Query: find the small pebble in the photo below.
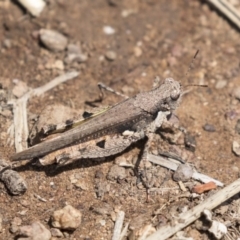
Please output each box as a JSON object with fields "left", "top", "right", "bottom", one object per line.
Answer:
{"left": 95, "top": 181, "right": 110, "bottom": 198}
{"left": 233, "top": 86, "right": 240, "bottom": 100}
{"left": 173, "top": 164, "right": 193, "bottom": 182}
{"left": 167, "top": 56, "right": 177, "bottom": 67}
{"left": 0, "top": 158, "right": 27, "bottom": 195}
{"left": 0, "top": 109, "right": 12, "bottom": 118}
{"left": 0, "top": 214, "right": 2, "bottom": 232}
{"left": 95, "top": 170, "right": 104, "bottom": 179}
{"left": 18, "top": 0, "right": 46, "bottom": 17}
{"left": 3, "top": 39, "right": 12, "bottom": 49}
{"left": 133, "top": 46, "right": 142, "bottom": 57}
{"left": 39, "top": 29, "right": 68, "bottom": 52}
{"left": 10, "top": 217, "right": 22, "bottom": 233}
{"left": 91, "top": 203, "right": 112, "bottom": 216}
{"left": 50, "top": 228, "right": 64, "bottom": 238}
{"left": 74, "top": 180, "right": 89, "bottom": 190}
{"left": 107, "top": 0, "right": 118, "bottom": 6}
{"left": 53, "top": 60, "right": 64, "bottom": 70}
{"left": 235, "top": 119, "right": 240, "bottom": 134}
{"left": 232, "top": 141, "right": 240, "bottom": 156}
{"left": 215, "top": 80, "right": 227, "bottom": 89}
{"left": 67, "top": 43, "right": 81, "bottom": 54}
{"left": 107, "top": 164, "right": 126, "bottom": 181}
{"left": 184, "top": 133, "right": 196, "bottom": 152}
{"left": 51, "top": 205, "right": 82, "bottom": 230}
{"left": 171, "top": 44, "right": 183, "bottom": 57}
{"left": 105, "top": 50, "right": 117, "bottom": 61}
{"left": 232, "top": 166, "right": 239, "bottom": 173}
{"left": 203, "top": 123, "right": 216, "bottom": 132}
{"left": 99, "top": 219, "right": 106, "bottom": 226}
{"left": 18, "top": 222, "right": 51, "bottom": 240}
{"left": 65, "top": 53, "right": 88, "bottom": 64}
{"left": 103, "top": 26, "right": 115, "bottom": 35}
{"left": 12, "top": 79, "right": 29, "bottom": 98}
{"left": 224, "top": 110, "right": 238, "bottom": 120}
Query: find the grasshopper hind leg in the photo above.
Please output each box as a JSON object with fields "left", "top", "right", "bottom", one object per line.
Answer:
{"left": 38, "top": 131, "right": 145, "bottom": 166}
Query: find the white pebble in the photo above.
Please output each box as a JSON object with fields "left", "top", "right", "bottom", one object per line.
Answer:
{"left": 103, "top": 26, "right": 115, "bottom": 35}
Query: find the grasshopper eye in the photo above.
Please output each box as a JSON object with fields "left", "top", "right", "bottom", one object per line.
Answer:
{"left": 170, "top": 90, "right": 180, "bottom": 100}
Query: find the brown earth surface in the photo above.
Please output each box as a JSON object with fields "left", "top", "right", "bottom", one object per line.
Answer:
{"left": 0, "top": 0, "right": 240, "bottom": 239}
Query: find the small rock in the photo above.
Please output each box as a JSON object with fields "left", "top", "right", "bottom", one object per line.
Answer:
{"left": 232, "top": 86, "right": 240, "bottom": 100}
{"left": 0, "top": 157, "right": 27, "bottom": 195}
{"left": 10, "top": 217, "right": 22, "bottom": 233}
{"left": 105, "top": 50, "right": 117, "bottom": 61}
{"left": 224, "top": 110, "right": 238, "bottom": 120}
{"left": 67, "top": 44, "right": 81, "bottom": 54}
{"left": 203, "top": 123, "right": 216, "bottom": 132}
{"left": 51, "top": 205, "right": 82, "bottom": 230}
{"left": 65, "top": 44, "right": 88, "bottom": 64}
{"left": 3, "top": 39, "right": 12, "bottom": 49}
{"left": 1, "top": 171, "right": 27, "bottom": 195}
{"left": 121, "top": 9, "right": 137, "bottom": 18}
{"left": 53, "top": 60, "right": 64, "bottom": 70}
{"left": 184, "top": 133, "right": 196, "bottom": 152}
{"left": 235, "top": 119, "right": 240, "bottom": 134}
{"left": 134, "top": 224, "right": 156, "bottom": 239}
{"left": 12, "top": 79, "right": 29, "bottom": 98}
{"left": 199, "top": 15, "right": 208, "bottom": 27}
{"left": 114, "top": 155, "right": 134, "bottom": 168}
{"left": 65, "top": 53, "right": 88, "bottom": 64}
{"left": 232, "top": 166, "right": 239, "bottom": 172}
{"left": 18, "top": 0, "right": 46, "bottom": 17}
{"left": 0, "top": 109, "right": 12, "bottom": 118}
{"left": 95, "top": 170, "right": 104, "bottom": 179}
{"left": 39, "top": 29, "right": 68, "bottom": 52}
{"left": 74, "top": 181, "right": 89, "bottom": 190}
{"left": 107, "top": 164, "right": 126, "bottom": 181}
{"left": 167, "top": 56, "right": 177, "bottom": 67}
{"left": 18, "top": 222, "right": 51, "bottom": 240}
{"left": 99, "top": 219, "right": 106, "bottom": 226}
{"left": 95, "top": 180, "right": 110, "bottom": 198}
{"left": 215, "top": 80, "right": 227, "bottom": 89}
{"left": 173, "top": 164, "right": 193, "bottom": 182}
{"left": 107, "top": 0, "right": 118, "bottom": 6}
{"left": 91, "top": 203, "right": 113, "bottom": 216}
{"left": 133, "top": 46, "right": 142, "bottom": 57}
{"left": 232, "top": 141, "right": 240, "bottom": 156}
{"left": 103, "top": 26, "right": 115, "bottom": 35}
{"left": 171, "top": 44, "right": 183, "bottom": 57}
{"left": 19, "top": 199, "right": 30, "bottom": 207}
{"left": 0, "top": 214, "right": 2, "bottom": 232}
{"left": 50, "top": 228, "right": 64, "bottom": 238}
{"left": 215, "top": 205, "right": 229, "bottom": 215}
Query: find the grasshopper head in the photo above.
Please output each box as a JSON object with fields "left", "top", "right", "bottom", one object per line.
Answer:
{"left": 159, "top": 78, "right": 181, "bottom": 111}
{"left": 135, "top": 77, "right": 182, "bottom": 114}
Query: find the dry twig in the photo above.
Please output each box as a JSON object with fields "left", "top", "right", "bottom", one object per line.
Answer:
{"left": 8, "top": 71, "right": 80, "bottom": 153}
{"left": 112, "top": 211, "right": 125, "bottom": 240}
{"left": 147, "top": 154, "right": 223, "bottom": 187}
{"left": 206, "top": 0, "right": 240, "bottom": 29}
{"left": 146, "top": 178, "right": 240, "bottom": 240}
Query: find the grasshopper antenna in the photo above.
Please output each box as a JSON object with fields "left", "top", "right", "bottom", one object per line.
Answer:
{"left": 185, "top": 49, "right": 199, "bottom": 78}
{"left": 184, "top": 49, "right": 208, "bottom": 88}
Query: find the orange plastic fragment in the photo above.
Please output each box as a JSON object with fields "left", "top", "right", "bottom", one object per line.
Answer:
{"left": 192, "top": 181, "right": 217, "bottom": 194}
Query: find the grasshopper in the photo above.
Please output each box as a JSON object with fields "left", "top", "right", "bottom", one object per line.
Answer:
{"left": 11, "top": 77, "right": 182, "bottom": 166}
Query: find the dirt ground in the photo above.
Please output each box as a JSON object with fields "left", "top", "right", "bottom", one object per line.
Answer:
{"left": 0, "top": 0, "right": 240, "bottom": 239}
